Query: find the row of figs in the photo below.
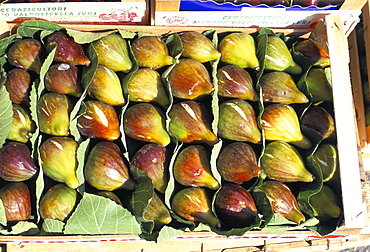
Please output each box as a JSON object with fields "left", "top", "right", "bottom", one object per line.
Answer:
{"left": 0, "top": 21, "right": 342, "bottom": 237}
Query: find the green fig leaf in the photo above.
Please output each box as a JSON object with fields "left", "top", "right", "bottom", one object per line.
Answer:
{"left": 0, "top": 83, "right": 13, "bottom": 149}
{"left": 0, "top": 199, "right": 7, "bottom": 226}
{"left": 76, "top": 138, "right": 90, "bottom": 194}
{"left": 66, "top": 29, "right": 115, "bottom": 44}
{"left": 17, "top": 21, "right": 63, "bottom": 39}
{"left": 164, "top": 142, "right": 183, "bottom": 208}
{"left": 251, "top": 188, "right": 274, "bottom": 228}
{"left": 0, "top": 34, "right": 17, "bottom": 56}
{"left": 39, "top": 44, "right": 57, "bottom": 95}
{"left": 306, "top": 215, "right": 342, "bottom": 237}
{"left": 0, "top": 221, "right": 39, "bottom": 235}
{"left": 214, "top": 215, "right": 261, "bottom": 237}
{"left": 29, "top": 79, "right": 40, "bottom": 156}
{"left": 64, "top": 193, "right": 141, "bottom": 235}
{"left": 156, "top": 225, "right": 184, "bottom": 242}
{"left": 117, "top": 30, "right": 136, "bottom": 39}
{"left": 262, "top": 217, "right": 319, "bottom": 231}
{"left": 41, "top": 218, "right": 65, "bottom": 234}
{"left": 35, "top": 135, "right": 45, "bottom": 222}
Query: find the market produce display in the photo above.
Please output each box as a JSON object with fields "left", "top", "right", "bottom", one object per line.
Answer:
{"left": 0, "top": 20, "right": 342, "bottom": 240}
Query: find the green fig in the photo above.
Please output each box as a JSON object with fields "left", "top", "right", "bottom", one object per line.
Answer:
{"left": 258, "top": 180, "right": 306, "bottom": 224}
{"left": 143, "top": 192, "right": 172, "bottom": 227}
{"left": 130, "top": 143, "right": 168, "bottom": 194}
{"left": 294, "top": 39, "right": 330, "bottom": 68}
{"left": 219, "top": 32, "right": 260, "bottom": 70}
{"left": 123, "top": 103, "right": 171, "bottom": 147}
{"left": 8, "top": 104, "right": 36, "bottom": 143}
{"left": 216, "top": 142, "right": 261, "bottom": 184}
{"left": 312, "top": 144, "right": 339, "bottom": 183}
{"left": 0, "top": 182, "right": 31, "bottom": 222}
{"left": 215, "top": 183, "right": 258, "bottom": 228}
{"left": 92, "top": 33, "right": 133, "bottom": 73}
{"left": 45, "top": 63, "right": 83, "bottom": 97}
{"left": 39, "top": 183, "right": 77, "bottom": 222}
{"left": 97, "top": 191, "right": 123, "bottom": 206}
{"left": 168, "top": 58, "right": 213, "bottom": 100}
{"left": 171, "top": 187, "right": 221, "bottom": 229}
{"left": 39, "top": 136, "right": 80, "bottom": 189}
{"left": 174, "top": 145, "right": 220, "bottom": 190}
{"left": 217, "top": 64, "right": 258, "bottom": 101}
{"left": 261, "top": 35, "right": 302, "bottom": 75}
{"left": 131, "top": 36, "right": 175, "bottom": 70}
{"left": 4, "top": 68, "right": 31, "bottom": 105}
{"left": 169, "top": 100, "right": 218, "bottom": 145}
{"left": 37, "top": 92, "right": 72, "bottom": 136}
{"left": 179, "top": 31, "right": 221, "bottom": 63}
{"left": 261, "top": 141, "right": 314, "bottom": 182}
{"left": 218, "top": 99, "right": 261, "bottom": 144}
{"left": 84, "top": 141, "right": 136, "bottom": 191}
{"left": 77, "top": 100, "right": 120, "bottom": 141}
{"left": 87, "top": 65, "right": 125, "bottom": 106}
{"left": 127, "top": 68, "right": 169, "bottom": 107}
{"left": 261, "top": 104, "right": 312, "bottom": 149}
{"left": 7, "top": 38, "right": 44, "bottom": 74}
{"left": 309, "top": 185, "right": 342, "bottom": 222}
{"left": 305, "top": 68, "right": 332, "bottom": 102}
{"left": 301, "top": 106, "right": 335, "bottom": 140}
{"left": 260, "top": 71, "right": 308, "bottom": 104}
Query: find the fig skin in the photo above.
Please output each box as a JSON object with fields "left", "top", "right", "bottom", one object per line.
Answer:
{"left": 173, "top": 145, "right": 220, "bottom": 190}
{"left": 143, "top": 192, "right": 172, "bottom": 227}
{"left": 301, "top": 106, "right": 335, "bottom": 140}
{"left": 77, "top": 100, "right": 120, "bottom": 141}
{"left": 168, "top": 100, "right": 218, "bottom": 146}
{"left": 0, "top": 182, "right": 31, "bottom": 222}
{"left": 39, "top": 183, "right": 77, "bottom": 222}
{"left": 305, "top": 68, "right": 332, "bottom": 102}
{"left": 294, "top": 39, "right": 330, "bottom": 68}
{"left": 45, "top": 63, "right": 83, "bottom": 97}
{"left": 216, "top": 142, "right": 261, "bottom": 184}
{"left": 4, "top": 68, "right": 31, "bottom": 105}
{"left": 0, "top": 141, "right": 38, "bottom": 182}
{"left": 123, "top": 103, "right": 171, "bottom": 147}
{"left": 7, "top": 38, "right": 44, "bottom": 74}
{"left": 8, "top": 104, "right": 36, "bottom": 143}
{"left": 309, "top": 184, "right": 342, "bottom": 222}
{"left": 84, "top": 141, "right": 136, "bottom": 191}
{"left": 130, "top": 143, "right": 168, "bottom": 194}
{"left": 168, "top": 58, "right": 213, "bottom": 100}
{"left": 215, "top": 183, "right": 258, "bottom": 228}
{"left": 97, "top": 191, "right": 123, "bottom": 206}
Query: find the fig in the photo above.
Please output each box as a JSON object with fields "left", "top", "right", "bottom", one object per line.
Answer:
{"left": 294, "top": 39, "right": 330, "bottom": 68}
{"left": 217, "top": 64, "right": 258, "bottom": 101}
{"left": 260, "top": 35, "right": 302, "bottom": 75}
{"left": 8, "top": 104, "right": 36, "bottom": 143}
{"left": 46, "top": 31, "right": 90, "bottom": 66}
{"left": 171, "top": 187, "right": 221, "bottom": 229}
{"left": 127, "top": 68, "right": 169, "bottom": 107}
{"left": 37, "top": 92, "right": 72, "bottom": 136}
{"left": 0, "top": 182, "right": 31, "bottom": 222}
{"left": 168, "top": 100, "right": 218, "bottom": 145}
{"left": 215, "top": 183, "right": 258, "bottom": 228}
{"left": 168, "top": 58, "right": 213, "bottom": 100}
{"left": 131, "top": 36, "right": 175, "bottom": 70}
{"left": 260, "top": 104, "right": 312, "bottom": 149}
{"left": 312, "top": 144, "right": 339, "bottom": 183}
{"left": 4, "top": 68, "right": 31, "bottom": 105}
{"left": 260, "top": 71, "right": 308, "bottom": 104}
{"left": 130, "top": 143, "right": 168, "bottom": 194}
{"left": 84, "top": 141, "right": 136, "bottom": 191}
{"left": 301, "top": 106, "right": 335, "bottom": 140}
{"left": 123, "top": 103, "right": 171, "bottom": 147}
{"left": 173, "top": 145, "right": 220, "bottom": 190}
{"left": 0, "top": 141, "right": 38, "bottom": 182}
{"left": 39, "top": 136, "right": 80, "bottom": 189}
{"left": 309, "top": 184, "right": 342, "bottom": 222}
{"left": 87, "top": 65, "right": 125, "bottom": 106}
{"left": 179, "top": 31, "right": 221, "bottom": 63}
{"left": 305, "top": 68, "right": 332, "bottom": 102}
{"left": 216, "top": 142, "right": 261, "bottom": 184}
{"left": 258, "top": 180, "right": 306, "bottom": 224}
{"left": 92, "top": 33, "right": 133, "bottom": 73}
{"left": 143, "top": 192, "right": 172, "bottom": 227}
{"left": 97, "top": 191, "right": 123, "bottom": 206}
{"left": 219, "top": 32, "right": 260, "bottom": 70}
{"left": 77, "top": 100, "right": 120, "bottom": 141}
{"left": 7, "top": 38, "right": 44, "bottom": 74}
{"left": 45, "top": 63, "right": 83, "bottom": 97}
{"left": 218, "top": 99, "right": 261, "bottom": 144}
{"left": 39, "top": 183, "right": 77, "bottom": 222}
{"left": 260, "top": 141, "right": 314, "bottom": 182}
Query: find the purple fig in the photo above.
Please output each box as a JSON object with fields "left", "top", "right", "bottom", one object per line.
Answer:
{"left": 0, "top": 182, "right": 31, "bottom": 222}
{"left": 294, "top": 39, "right": 330, "bottom": 68}
{"left": 130, "top": 143, "right": 168, "bottom": 194}
{"left": 45, "top": 63, "right": 83, "bottom": 97}
{"left": 301, "top": 106, "right": 335, "bottom": 140}
{"left": 84, "top": 141, "right": 136, "bottom": 191}
{"left": 168, "top": 100, "right": 218, "bottom": 145}
{"left": 173, "top": 145, "right": 220, "bottom": 190}
{"left": 143, "top": 192, "right": 172, "bottom": 227}
{"left": 4, "top": 68, "right": 31, "bottom": 105}
{"left": 0, "top": 141, "right": 38, "bottom": 182}
{"left": 215, "top": 183, "right": 258, "bottom": 228}
{"left": 123, "top": 103, "right": 171, "bottom": 147}
{"left": 216, "top": 142, "right": 261, "bottom": 184}
{"left": 8, "top": 104, "right": 36, "bottom": 143}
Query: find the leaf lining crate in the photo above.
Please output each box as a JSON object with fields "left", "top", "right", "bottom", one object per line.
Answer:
{"left": 0, "top": 14, "right": 367, "bottom": 251}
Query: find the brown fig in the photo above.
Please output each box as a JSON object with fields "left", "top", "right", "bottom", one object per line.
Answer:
{"left": 0, "top": 182, "right": 31, "bottom": 222}
{"left": 8, "top": 104, "right": 36, "bottom": 143}
{"left": 4, "top": 68, "right": 31, "bottom": 105}
{"left": 97, "top": 191, "right": 123, "bottom": 206}
{"left": 123, "top": 103, "right": 171, "bottom": 147}
{"left": 143, "top": 192, "right": 172, "bottom": 227}
{"left": 301, "top": 106, "right": 335, "bottom": 140}
{"left": 77, "top": 100, "right": 120, "bottom": 141}
{"left": 294, "top": 39, "right": 330, "bottom": 68}
{"left": 168, "top": 58, "right": 213, "bottom": 100}
{"left": 216, "top": 142, "right": 261, "bottom": 184}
